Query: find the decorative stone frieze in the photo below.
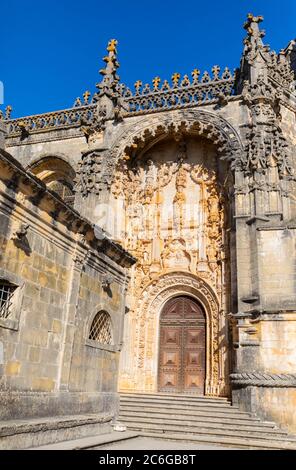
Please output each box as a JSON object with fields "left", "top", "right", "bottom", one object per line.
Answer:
{"left": 230, "top": 372, "right": 296, "bottom": 388}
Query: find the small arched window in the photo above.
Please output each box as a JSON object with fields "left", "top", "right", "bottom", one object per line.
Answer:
{"left": 28, "top": 157, "right": 75, "bottom": 206}
{"left": 89, "top": 311, "right": 113, "bottom": 345}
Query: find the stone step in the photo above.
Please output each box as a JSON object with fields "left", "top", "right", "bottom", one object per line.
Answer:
{"left": 120, "top": 393, "right": 231, "bottom": 406}
{"left": 121, "top": 420, "right": 295, "bottom": 443}
{"left": 120, "top": 415, "right": 288, "bottom": 437}
{"left": 120, "top": 399, "right": 249, "bottom": 414}
{"left": 121, "top": 397, "right": 237, "bottom": 409}
{"left": 120, "top": 404, "right": 262, "bottom": 424}
{"left": 121, "top": 392, "right": 229, "bottom": 400}
{"left": 139, "top": 431, "right": 296, "bottom": 451}
{"left": 119, "top": 410, "right": 280, "bottom": 429}
{"left": 120, "top": 403, "right": 258, "bottom": 419}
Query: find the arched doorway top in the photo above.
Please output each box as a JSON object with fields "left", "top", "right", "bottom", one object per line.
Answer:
{"left": 136, "top": 271, "right": 220, "bottom": 323}
{"left": 160, "top": 295, "right": 206, "bottom": 322}
{"left": 110, "top": 108, "right": 243, "bottom": 165}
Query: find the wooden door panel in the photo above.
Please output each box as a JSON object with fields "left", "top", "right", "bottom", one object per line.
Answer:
{"left": 185, "top": 328, "right": 205, "bottom": 346}
{"left": 159, "top": 296, "right": 206, "bottom": 394}
{"left": 162, "top": 351, "right": 180, "bottom": 367}
{"left": 185, "top": 350, "right": 205, "bottom": 367}
{"left": 162, "top": 328, "right": 181, "bottom": 347}
{"left": 159, "top": 371, "right": 179, "bottom": 390}
{"left": 184, "top": 371, "right": 205, "bottom": 392}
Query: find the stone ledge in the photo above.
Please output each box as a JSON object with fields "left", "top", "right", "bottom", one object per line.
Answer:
{"left": 0, "top": 412, "right": 113, "bottom": 437}
{"left": 0, "top": 390, "right": 119, "bottom": 421}
{"left": 29, "top": 430, "right": 139, "bottom": 450}
{"left": 0, "top": 413, "right": 113, "bottom": 450}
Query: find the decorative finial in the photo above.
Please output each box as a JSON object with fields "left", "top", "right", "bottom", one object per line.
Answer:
{"left": 191, "top": 69, "right": 200, "bottom": 83}
{"left": 74, "top": 97, "right": 82, "bottom": 107}
{"left": 171, "top": 73, "right": 181, "bottom": 87}
{"left": 83, "top": 90, "right": 91, "bottom": 104}
{"left": 212, "top": 66, "right": 221, "bottom": 80}
{"left": 97, "top": 38, "right": 120, "bottom": 94}
{"left": 243, "top": 13, "right": 265, "bottom": 46}
{"left": 134, "top": 80, "right": 142, "bottom": 94}
{"left": 152, "top": 77, "right": 161, "bottom": 90}
{"left": 5, "top": 105, "right": 12, "bottom": 119}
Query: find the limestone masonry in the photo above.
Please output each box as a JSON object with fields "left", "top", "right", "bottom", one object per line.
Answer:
{"left": 0, "top": 14, "right": 296, "bottom": 447}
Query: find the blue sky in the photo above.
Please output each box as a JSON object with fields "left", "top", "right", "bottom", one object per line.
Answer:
{"left": 1, "top": 0, "right": 295, "bottom": 118}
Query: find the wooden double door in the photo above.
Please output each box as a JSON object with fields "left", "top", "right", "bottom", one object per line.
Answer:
{"left": 158, "top": 296, "right": 206, "bottom": 394}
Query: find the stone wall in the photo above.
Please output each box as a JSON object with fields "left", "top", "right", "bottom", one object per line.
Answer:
{"left": 0, "top": 147, "right": 134, "bottom": 423}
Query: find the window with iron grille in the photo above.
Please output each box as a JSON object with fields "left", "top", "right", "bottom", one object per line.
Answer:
{"left": 47, "top": 180, "right": 75, "bottom": 206}
{"left": 0, "top": 281, "right": 17, "bottom": 319}
{"left": 89, "top": 311, "right": 113, "bottom": 345}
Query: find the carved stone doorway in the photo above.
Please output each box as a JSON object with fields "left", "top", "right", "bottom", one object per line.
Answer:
{"left": 158, "top": 296, "right": 206, "bottom": 394}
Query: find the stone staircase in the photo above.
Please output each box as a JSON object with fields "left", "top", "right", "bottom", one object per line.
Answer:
{"left": 119, "top": 393, "right": 296, "bottom": 450}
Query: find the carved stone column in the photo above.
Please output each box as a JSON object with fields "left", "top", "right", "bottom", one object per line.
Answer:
{"left": 230, "top": 14, "right": 296, "bottom": 432}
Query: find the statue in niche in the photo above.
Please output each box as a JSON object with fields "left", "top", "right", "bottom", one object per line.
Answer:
{"left": 143, "top": 159, "right": 155, "bottom": 205}
{"left": 206, "top": 186, "right": 223, "bottom": 269}
{"left": 127, "top": 202, "right": 143, "bottom": 236}
{"left": 173, "top": 165, "right": 187, "bottom": 204}
{"left": 176, "top": 140, "right": 187, "bottom": 164}
{"left": 157, "top": 163, "right": 175, "bottom": 188}
{"left": 207, "top": 190, "right": 220, "bottom": 224}
{"left": 173, "top": 165, "right": 188, "bottom": 233}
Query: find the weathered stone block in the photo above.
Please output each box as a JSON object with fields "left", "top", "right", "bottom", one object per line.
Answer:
{"left": 32, "top": 377, "right": 55, "bottom": 392}
{"left": 5, "top": 361, "right": 21, "bottom": 376}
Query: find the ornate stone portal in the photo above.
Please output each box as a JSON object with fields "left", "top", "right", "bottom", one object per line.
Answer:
{"left": 110, "top": 134, "right": 231, "bottom": 396}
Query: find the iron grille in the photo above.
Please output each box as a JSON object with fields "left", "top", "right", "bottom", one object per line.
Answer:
{"left": 48, "top": 180, "right": 75, "bottom": 207}
{"left": 89, "top": 311, "right": 113, "bottom": 345}
{"left": 0, "top": 282, "right": 17, "bottom": 319}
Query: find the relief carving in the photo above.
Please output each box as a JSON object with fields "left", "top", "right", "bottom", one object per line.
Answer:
{"left": 113, "top": 133, "right": 230, "bottom": 396}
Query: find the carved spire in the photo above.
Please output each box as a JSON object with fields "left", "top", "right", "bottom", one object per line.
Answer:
{"left": 96, "top": 39, "right": 120, "bottom": 97}
{"left": 238, "top": 13, "right": 295, "bottom": 94}
{"left": 78, "top": 39, "right": 127, "bottom": 145}
{"left": 238, "top": 13, "right": 270, "bottom": 87}
{"left": 243, "top": 13, "right": 265, "bottom": 54}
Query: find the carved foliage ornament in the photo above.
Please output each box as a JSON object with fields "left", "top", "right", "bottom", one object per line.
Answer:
{"left": 75, "top": 150, "right": 109, "bottom": 196}
{"left": 227, "top": 76, "right": 294, "bottom": 178}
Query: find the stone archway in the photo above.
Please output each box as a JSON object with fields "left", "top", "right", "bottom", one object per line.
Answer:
{"left": 109, "top": 108, "right": 243, "bottom": 164}
{"left": 119, "top": 272, "right": 228, "bottom": 397}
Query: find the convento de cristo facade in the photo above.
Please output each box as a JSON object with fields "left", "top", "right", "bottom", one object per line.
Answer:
{"left": 0, "top": 14, "right": 296, "bottom": 448}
